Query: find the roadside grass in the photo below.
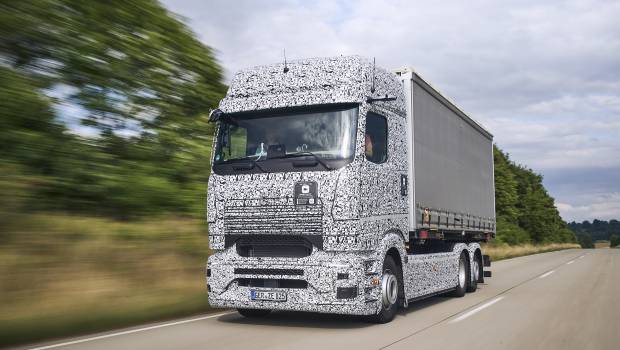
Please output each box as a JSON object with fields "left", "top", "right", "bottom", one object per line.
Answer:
{"left": 0, "top": 212, "right": 584, "bottom": 347}
{"left": 482, "top": 242, "right": 581, "bottom": 261}
{"left": 594, "top": 240, "right": 610, "bottom": 249}
{"left": 0, "top": 213, "right": 212, "bottom": 348}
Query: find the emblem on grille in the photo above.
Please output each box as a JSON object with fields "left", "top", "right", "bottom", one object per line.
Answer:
{"left": 295, "top": 181, "right": 317, "bottom": 206}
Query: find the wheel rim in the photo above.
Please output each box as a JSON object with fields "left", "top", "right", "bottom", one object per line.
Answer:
{"left": 473, "top": 259, "right": 480, "bottom": 281}
{"left": 458, "top": 258, "right": 466, "bottom": 288}
{"left": 382, "top": 272, "right": 398, "bottom": 308}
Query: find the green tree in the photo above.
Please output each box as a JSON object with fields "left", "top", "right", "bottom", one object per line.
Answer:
{"left": 495, "top": 217, "right": 530, "bottom": 245}
{"left": 493, "top": 145, "right": 575, "bottom": 245}
{"left": 1, "top": 0, "right": 225, "bottom": 132}
{"left": 0, "top": 66, "right": 79, "bottom": 214}
{"left": 0, "top": 0, "right": 226, "bottom": 217}
{"left": 576, "top": 233, "right": 594, "bottom": 249}
{"left": 0, "top": 67, "right": 66, "bottom": 172}
{"left": 610, "top": 234, "right": 620, "bottom": 248}
{"left": 494, "top": 147, "right": 520, "bottom": 223}
{"left": 569, "top": 219, "right": 620, "bottom": 241}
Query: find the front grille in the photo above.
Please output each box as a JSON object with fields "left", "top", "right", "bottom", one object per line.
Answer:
{"left": 233, "top": 235, "right": 316, "bottom": 258}
{"left": 234, "top": 268, "right": 304, "bottom": 276}
{"left": 237, "top": 278, "right": 308, "bottom": 289}
{"left": 223, "top": 198, "right": 323, "bottom": 235}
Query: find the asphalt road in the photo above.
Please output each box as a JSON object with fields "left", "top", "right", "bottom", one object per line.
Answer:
{"left": 21, "top": 248, "right": 620, "bottom": 350}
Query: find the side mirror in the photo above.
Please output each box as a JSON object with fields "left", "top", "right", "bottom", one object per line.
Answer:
{"left": 208, "top": 108, "right": 225, "bottom": 123}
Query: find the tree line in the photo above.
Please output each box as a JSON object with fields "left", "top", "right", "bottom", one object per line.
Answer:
{"left": 568, "top": 220, "right": 620, "bottom": 248}
{"left": 493, "top": 147, "right": 576, "bottom": 245}
{"left": 1, "top": 0, "right": 575, "bottom": 245}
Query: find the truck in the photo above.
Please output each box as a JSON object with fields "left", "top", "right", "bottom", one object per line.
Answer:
{"left": 206, "top": 55, "right": 495, "bottom": 323}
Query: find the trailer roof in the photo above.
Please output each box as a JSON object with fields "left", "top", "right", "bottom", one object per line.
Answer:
{"left": 395, "top": 67, "right": 493, "bottom": 139}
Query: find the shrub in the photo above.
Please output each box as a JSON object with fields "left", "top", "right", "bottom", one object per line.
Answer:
{"left": 576, "top": 233, "right": 594, "bottom": 249}
{"left": 495, "top": 217, "right": 531, "bottom": 245}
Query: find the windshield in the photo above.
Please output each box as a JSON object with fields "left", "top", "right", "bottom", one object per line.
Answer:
{"left": 213, "top": 106, "right": 358, "bottom": 170}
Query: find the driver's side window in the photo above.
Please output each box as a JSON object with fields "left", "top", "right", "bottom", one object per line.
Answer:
{"left": 229, "top": 126, "right": 248, "bottom": 159}
{"left": 365, "top": 112, "right": 388, "bottom": 164}
{"left": 218, "top": 125, "right": 248, "bottom": 161}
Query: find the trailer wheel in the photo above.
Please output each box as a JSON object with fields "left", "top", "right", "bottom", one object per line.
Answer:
{"left": 237, "top": 308, "right": 271, "bottom": 318}
{"left": 451, "top": 252, "right": 467, "bottom": 297}
{"left": 371, "top": 255, "right": 401, "bottom": 323}
{"left": 467, "top": 253, "right": 480, "bottom": 293}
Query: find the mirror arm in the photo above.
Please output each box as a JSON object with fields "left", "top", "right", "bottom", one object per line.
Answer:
{"left": 366, "top": 95, "right": 397, "bottom": 103}
{"left": 208, "top": 108, "right": 225, "bottom": 123}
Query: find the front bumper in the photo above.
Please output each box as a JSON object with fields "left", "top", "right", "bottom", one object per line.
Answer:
{"left": 206, "top": 247, "right": 382, "bottom": 315}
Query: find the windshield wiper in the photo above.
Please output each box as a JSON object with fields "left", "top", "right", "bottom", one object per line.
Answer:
{"left": 229, "top": 157, "right": 266, "bottom": 172}
{"left": 281, "top": 152, "right": 332, "bottom": 170}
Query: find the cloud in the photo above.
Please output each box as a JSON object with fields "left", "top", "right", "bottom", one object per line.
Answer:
{"left": 525, "top": 94, "right": 620, "bottom": 114}
{"left": 483, "top": 115, "right": 620, "bottom": 170}
{"left": 557, "top": 193, "right": 620, "bottom": 222}
{"left": 162, "top": 0, "right": 620, "bottom": 221}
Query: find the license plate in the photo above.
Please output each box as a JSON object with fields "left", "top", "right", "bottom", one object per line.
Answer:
{"left": 250, "top": 290, "right": 287, "bottom": 302}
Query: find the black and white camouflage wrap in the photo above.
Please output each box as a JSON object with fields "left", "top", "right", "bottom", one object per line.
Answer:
{"left": 206, "top": 56, "right": 483, "bottom": 315}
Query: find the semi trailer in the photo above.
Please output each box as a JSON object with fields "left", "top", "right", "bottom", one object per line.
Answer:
{"left": 206, "top": 56, "right": 495, "bottom": 323}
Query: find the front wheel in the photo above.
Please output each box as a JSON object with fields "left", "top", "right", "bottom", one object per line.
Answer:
{"left": 237, "top": 308, "right": 271, "bottom": 318}
{"left": 370, "top": 255, "right": 402, "bottom": 323}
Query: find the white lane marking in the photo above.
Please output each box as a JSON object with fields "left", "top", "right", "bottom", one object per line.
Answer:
{"left": 567, "top": 260, "right": 575, "bottom": 265}
{"left": 449, "top": 296, "right": 505, "bottom": 323}
{"left": 28, "top": 311, "right": 235, "bottom": 350}
{"left": 539, "top": 270, "right": 555, "bottom": 279}
{"left": 578, "top": 255, "right": 585, "bottom": 259}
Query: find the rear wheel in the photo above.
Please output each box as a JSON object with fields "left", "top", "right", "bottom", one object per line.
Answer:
{"left": 451, "top": 252, "right": 468, "bottom": 297}
{"left": 467, "top": 254, "right": 480, "bottom": 293}
{"left": 237, "top": 308, "right": 271, "bottom": 318}
{"left": 371, "top": 255, "right": 402, "bottom": 323}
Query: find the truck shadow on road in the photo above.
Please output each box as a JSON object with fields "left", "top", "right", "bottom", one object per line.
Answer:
{"left": 217, "top": 294, "right": 455, "bottom": 329}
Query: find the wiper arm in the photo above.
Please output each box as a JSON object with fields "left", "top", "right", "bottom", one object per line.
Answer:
{"left": 229, "top": 157, "right": 266, "bottom": 172}
{"left": 282, "top": 152, "right": 332, "bottom": 170}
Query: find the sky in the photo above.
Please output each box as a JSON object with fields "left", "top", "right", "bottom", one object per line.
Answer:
{"left": 162, "top": 0, "right": 620, "bottom": 222}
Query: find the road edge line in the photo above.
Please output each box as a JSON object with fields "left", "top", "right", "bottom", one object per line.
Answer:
{"left": 448, "top": 296, "right": 505, "bottom": 323}
{"left": 27, "top": 311, "right": 235, "bottom": 350}
{"left": 538, "top": 270, "right": 555, "bottom": 279}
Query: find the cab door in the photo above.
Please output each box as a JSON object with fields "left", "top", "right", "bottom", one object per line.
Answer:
{"left": 359, "top": 111, "right": 408, "bottom": 218}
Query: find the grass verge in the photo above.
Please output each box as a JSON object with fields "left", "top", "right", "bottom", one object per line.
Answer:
{"left": 0, "top": 213, "right": 213, "bottom": 348}
{"left": 482, "top": 242, "right": 581, "bottom": 261}
{"left": 0, "top": 213, "right": 583, "bottom": 347}
{"left": 594, "top": 240, "right": 610, "bottom": 249}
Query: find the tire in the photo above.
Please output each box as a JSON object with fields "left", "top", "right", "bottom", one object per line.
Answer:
{"left": 237, "top": 308, "right": 271, "bottom": 318}
{"left": 370, "top": 255, "right": 402, "bottom": 323}
{"left": 466, "top": 253, "right": 480, "bottom": 293}
{"left": 451, "top": 252, "right": 467, "bottom": 297}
